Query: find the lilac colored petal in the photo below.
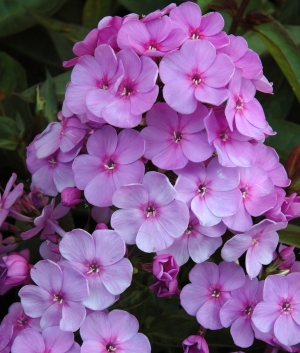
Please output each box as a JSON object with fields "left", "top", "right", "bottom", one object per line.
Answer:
{"left": 84, "top": 172, "right": 115, "bottom": 207}
{"left": 66, "top": 342, "right": 81, "bottom": 353}
{"left": 117, "top": 48, "right": 141, "bottom": 81}
{"left": 0, "top": 320, "right": 13, "bottom": 350}
{"left": 198, "top": 221, "right": 226, "bottom": 237}
{"left": 245, "top": 193, "right": 276, "bottom": 217}
{"left": 53, "top": 203, "right": 69, "bottom": 219}
{"left": 188, "top": 233, "right": 222, "bottom": 263}
{"left": 135, "top": 56, "right": 158, "bottom": 92}
{"left": 80, "top": 312, "right": 110, "bottom": 342}
{"left": 268, "top": 164, "right": 290, "bottom": 187}
{"left": 112, "top": 161, "right": 144, "bottom": 190}
{"left": 11, "top": 329, "right": 45, "bottom": 353}
{"left": 94, "top": 230, "right": 125, "bottom": 265}
{"left": 129, "top": 87, "right": 159, "bottom": 116}
{"left": 207, "top": 31, "right": 229, "bottom": 48}
{"left": 136, "top": 217, "right": 174, "bottom": 252}
{"left": 31, "top": 260, "right": 62, "bottom": 293}
{"left": 61, "top": 267, "right": 89, "bottom": 301}
{"left": 235, "top": 113, "right": 264, "bottom": 140}
{"left": 0, "top": 209, "right": 9, "bottom": 228}
{"left": 35, "top": 123, "right": 61, "bottom": 158}
{"left": 61, "top": 301, "right": 86, "bottom": 331}
{"left": 117, "top": 20, "right": 150, "bottom": 53}
{"left": 182, "top": 40, "right": 216, "bottom": 73}
{"left": 192, "top": 195, "right": 221, "bottom": 227}
{"left": 222, "top": 204, "right": 252, "bottom": 232}
{"left": 225, "top": 139, "right": 256, "bottom": 167}
{"left": 65, "top": 84, "right": 90, "bottom": 114}
{"left": 71, "top": 56, "right": 100, "bottom": 85}
{"left": 263, "top": 275, "right": 288, "bottom": 302}
{"left": 108, "top": 310, "right": 139, "bottom": 343}
{"left": 32, "top": 165, "right": 57, "bottom": 196}
{"left": 254, "top": 232, "right": 278, "bottom": 265}
{"left": 87, "top": 125, "right": 117, "bottom": 158}
{"left": 159, "top": 28, "right": 188, "bottom": 52}
{"left": 287, "top": 273, "right": 300, "bottom": 299}
{"left": 219, "top": 35, "right": 247, "bottom": 61}
{"left": 53, "top": 162, "right": 75, "bottom": 192}
{"left": 181, "top": 131, "right": 214, "bottom": 162}
{"left": 117, "top": 333, "right": 151, "bottom": 353}
{"left": 86, "top": 89, "right": 116, "bottom": 118}
{"left": 158, "top": 235, "right": 189, "bottom": 266}
{"left": 175, "top": 175, "right": 198, "bottom": 206}
{"left": 60, "top": 229, "right": 95, "bottom": 264}
{"left": 147, "top": 102, "right": 179, "bottom": 131}
{"left": 179, "top": 102, "right": 208, "bottom": 132}
{"left": 19, "top": 286, "right": 52, "bottom": 318}
{"left": 222, "top": 234, "right": 252, "bottom": 261}
{"left": 112, "top": 184, "right": 148, "bottom": 209}
{"left": 205, "top": 189, "right": 241, "bottom": 217}
{"left": 153, "top": 142, "right": 187, "bottom": 170}
{"left": 114, "top": 129, "right": 144, "bottom": 164}
{"left": 231, "top": 316, "right": 254, "bottom": 348}
{"left": 82, "top": 341, "right": 107, "bottom": 353}
{"left": 146, "top": 16, "right": 172, "bottom": 44}
{"left": 274, "top": 314, "right": 300, "bottom": 346}
{"left": 195, "top": 85, "right": 229, "bottom": 106}
{"left": 235, "top": 50, "right": 262, "bottom": 79}
{"left": 207, "top": 158, "right": 240, "bottom": 190}
{"left": 245, "top": 248, "right": 262, "bottom": 278}
{"left": 243, "top": 99, "right": 267, "bottom": 129}
{"left": 219, "top": 261, "right": 245, "bottom": 291}
{"left": 220, "top": 298, "right": 244, "bottom": 327}
{"left": 240, "top": 78, "right": 256, "bottom": 103}
{"left": 83, "top": 276, "right": 116, "bottom": 310}
{"left": 94, "top": 44, "right": 118, "bottom": 79}
{"left": 141, "top": 128, "right": 173, "bottom": 159}
{"left": 196, "top": 298, "right": 223, "bottom": 329}
{"left": 111, "top": 209, "right": 144, "bottom": 244}
{"left": 73, "top": 155, "right": 103, "bottom": 190}
{"left": 180, "top": 283, "right": 210, "bottom": 315}
{"left": 143, "top": 172, "right": 176, "bottom": 206}
{"left": 170, "top": 2, "right": 201, "bottom": 31}
{"left": 158, "top": 200, "right": 189, "bottom": 238}
{"left": 40, "top": 303, "right": 62, "bottom": 329}
{"left": 202, "top": 53, "right": 234, "bottom": 88}
{"left": 43, "top": 326, "right": 74, "bottom": 352}
{"left": 252, "top": 301, "right": 280, "bottom": 332}
{"left": 200, "top": 12, "right": 224, "bottom": 36}
{"left": 189, "top": 261, "right": 219, "bottom": 287}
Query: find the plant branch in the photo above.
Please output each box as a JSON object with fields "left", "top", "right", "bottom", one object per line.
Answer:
{"left": 229, "top": 0, "right": 250, "bottom": 34}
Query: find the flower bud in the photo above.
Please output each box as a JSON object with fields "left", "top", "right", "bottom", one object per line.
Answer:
{"left": 149, "top": 278, "right": 178, "bottom": 297}
{"left": 95, "top": 223, "right": 108, "bottom": 230}
{"left": 152, "top": 254, "right": 179, "bottom": 282}
{"left": 2, "top": 254, "right": 31, "bottom": 286}
{"left": 182, "top": 335, "right": 209, "bottom": 353}
{"left": 61, "top": 187, "right": 82, "bottom": 208}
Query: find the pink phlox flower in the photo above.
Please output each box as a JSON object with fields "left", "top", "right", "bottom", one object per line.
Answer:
{"left": 2, "top": 253, "right": 32, "bottom": 286}
{"left": 160, "top": 39, "right": 234, "bottom": 114}
{"left": 222, "top": 164, "right": 276, "bottom": 232}
{"left": 65, "top": 44, "right": 124, "bottom": 117}
{"left": 158, "top": 210, "right": 225, "bottom": 265}
{"left": 0, "top": 173, "right": 23, "bottom": 228}
{"left": 80, "top": 310, "right": 151, "bottom": 353}
{"left": 254, "top": 144, "right": 290, "bottom": 187}
{"left": 225, "top": 68, "right": 269, "bottom": 140}
{"left": 152, "top": 254, "right": 179, "bottom": 281}
{"left": 281, "top": 192, "right": 300, "bottom": 221}
{"left": 252, "top": 74, "right": 273, "bottom": 94}
{"left": 63, "top": 28, "right": 99, "bottom": 67}
{"left": 170, "top": 2, "right": 229, "bottom": 48}
{"left": 218, "top": 34, "right": 262, "bottom": 79}
{"left": 174, "top": 158, "right": 241, "bottom": 227}
{"left": 39, "top": 240, "right": 61, "bottom": 263}
{"left": 204, "top": 106, "right": 257, "bottom": 167}
{"left": 87, "top": 48, "right": 158, "bottom": 128}
{"left": 1, "top": 302, "right": 41, "bottom": 351}
{"left": 72, "top": 125, "right": 145, "bottom": 207}
{"left": 111, "top": 171, "right": 189, "bottom": 253}
{"left": 149, "top": 277, "right": 178, "bottom": 297}
{"left": 34, "top": 116, "right": 86, "bottom": 159}
{"left": 182, "top": 335, "right": 209, "bottom": 353}
{"left": 220, "top": 276, "right": 263, "bottom": 348}
{"left": 252, "top": 273, "right": 300, "bottom": 346}
{"left": 141, "top": 3, "right": 177, "bottom": 22}
{"left": 20, "top": 200, "right": 69, "bottom": 240}
{"left": 59, "top": 228, "right": 132, "bottom": 311}
{"left": 263, "top": 187, "right": 286, "bottom": 222}
{"left": 117, "top": 15, "right": 188, "bottom": 57}
{"left": 19, "top": 260, "right": 89, "bottom": 332}
{"left": 276, "top": 244, "right": 300, "bottom": 274}
{"left": 0, "top": 319, "right": 13, "bottom": 353}
{"left": 222, "top": 219, "right": 287, "bottom": 278}
{"left": 180, "top": 261, "right": 245, "bottom": 329}
{"left": 141, "top": 102, "right": 213, "bottom": 170}
{"left": 61, "top": 187, "right": 82, "bottom": 208}
{"left": 11, "top": 326, "right": 77, "bottom": 353}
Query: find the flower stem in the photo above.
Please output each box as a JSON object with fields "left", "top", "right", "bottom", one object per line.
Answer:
{"left": 229, "top": 0, "right": 250, "bottom": 35}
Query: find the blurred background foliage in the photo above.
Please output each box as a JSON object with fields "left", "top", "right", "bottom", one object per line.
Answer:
{"left": 0, "top": 0, "right": 300, "bottom": 351}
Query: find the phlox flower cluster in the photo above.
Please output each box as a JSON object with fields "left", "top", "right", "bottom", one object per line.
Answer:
{"left": 1, "top": 2, "right": 300, "bottom": 352}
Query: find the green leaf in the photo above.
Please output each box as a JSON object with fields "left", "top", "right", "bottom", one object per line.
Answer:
{"left": 39, "top": 70, "right": 57, "bottom": 123}
{"left": 0, "top": 117, "right": 19, "bottom": 150}
{"left": 284, "top": 25, "right": 300, "bottom": 46}
{"left": 254, "top": 20, "right": 300, "bottom": 102}
{"left": 0, "top": 0, "right": 67, "bottom": 38}
{"left": 83, "top": 0, "right": 111, "bottom": 28}
{"left": 17, "top": 71, "right": 70, "bottom": 103}
{"left": 265, "top": 118, "right": 300, "bottom": 160}
{"left": 279, "top": 224, "right": 300, "bottom": 248}
{"left": 27, "top": 9, "right": 91, "bottom": 43}
{"left": 117, "top": 0, "right": 181, "bottom": 15}
{"left": 197, "top": 0, "right": 214, "bottom": 13}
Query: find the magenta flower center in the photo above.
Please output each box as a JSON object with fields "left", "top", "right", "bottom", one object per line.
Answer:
{"left": 211, "top": 289, "right": 220, "bottom": 298}
{"left": 220, "top": 131, "right": 229, "bottom": 141}
{"left": 190, "top": 29, "right": 201, "bottom": 40}
{"left": 146, "top": 205, "right": 156, "bottom": 217}
{"left": 87, "top": 263, "right": 100, "bottom": 274}
{"left": 198, "top": 185, "right": 207, "bottom": 196}
{"left": 191, "top": 73, "right": 202, "bottom": 85}
{"left": 106, "top": 343, "right": 117, "bottom": 352}
{"left": 17, "top": 316, "right": 27, "bottom": 327}
{"left": 244, "top": 305, "right": 253, "bottom": 316}
{"left": 240, "top": 185, "right": 248, "bottom": 199}
{"left": 48, "top": 157, "right": 57, "bottom": 165}
{"left": 53, "top": 294, "right": 64, "bottom": 304}
{"left": 173, "top": 131, "right": 182, "bottom": 143}
{"left": 185, "top": 223, "right": 193, "bottom": 235}
{"left": 147, "top": 42, "right": 157, "bottom": 51}
{"left": 97, "top": 77, "right": 109, "bottom": 90}
{"left": 120, "top": 82, "right": 134, "bottom": 97}
{"left": 235, "top": 97, "right": 243, "bottom": 110}
{"left": 282, "top": 301, "right": 292, "bottom": 313}
{"left": 104, "top": 159, "right": 115, "bottom": 170}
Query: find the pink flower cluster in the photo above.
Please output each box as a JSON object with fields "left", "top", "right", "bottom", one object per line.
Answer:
{"left": 1, "top": 2, "right": 300, "bottom": 352}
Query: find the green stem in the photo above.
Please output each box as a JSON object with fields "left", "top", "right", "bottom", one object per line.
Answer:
{"left": 229, "top": 0, "right": 250, "bottom": 34}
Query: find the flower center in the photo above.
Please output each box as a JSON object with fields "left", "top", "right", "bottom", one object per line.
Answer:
{"left": 53, "top": 294, "right": 64, "bottom": 304}
{"left": 236, "top": 97, "right": 243, "bottom": 110}
{"left": 48, "top": 157, "right": 57, "bottom": 165}
{"left": 173, "top": 131, "right": 182, "bottom": 143}
{"left": 121, "top": 84, "right": 133, "bottom": 97}
{"left": 220, "top": 132, "right": 228, "bottom": 141}
{"left": 185, "top": 223, "right": 193, "bottom": 235}
{"left": 148, "top": 43, "right": 157, "bottom": 51}
{"left": 211, "top": 289, "right": 220, "bottom": 298}
{"left": 104, "top": 159, "right": 115, "bottom": 170}
{"left": 87, "top": 263, "right": 100, "bottom": 274}
{"left": 282, "top": 302, "right": 292, "bottom": 312}
{"left": 17, "top": 317, "right": 27, "bottom": 327}
{"left": 240, "top": 185, "right": 248, "bottom": 199}
{"left": 198, "top": 185, "right": 207, "bottom": 196}
{"left": 146, "top": 205, "right": 156, "bottom": 217}
{"left": 244, "top": 306, "right": 253, "bottom": 316}
{"left": 190, "top": 30, "right": 200, "bottom": 40}
{"left": 192, "top": 74, "right": 202, "bottom": 85}
{"left": 106, "top": 344, "right": 117, "bottom": 352}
